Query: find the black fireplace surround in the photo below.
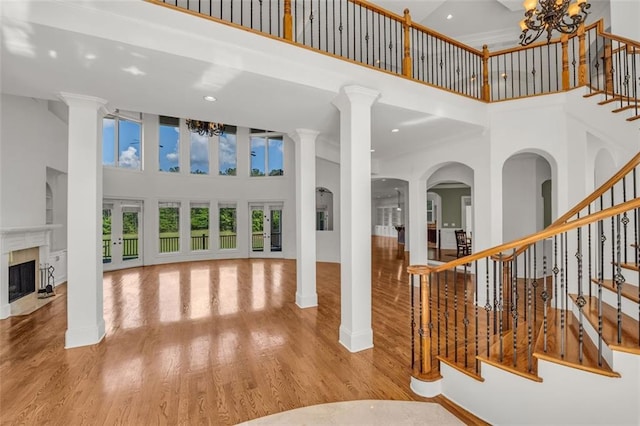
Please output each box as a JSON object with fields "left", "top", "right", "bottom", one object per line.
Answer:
{"left": 9, "top": 260, "right": 36, "bottom": 303}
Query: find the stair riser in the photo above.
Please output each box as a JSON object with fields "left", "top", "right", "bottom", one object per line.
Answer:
{"left": 588, "top": 282, "right": 638, "bottom": 318}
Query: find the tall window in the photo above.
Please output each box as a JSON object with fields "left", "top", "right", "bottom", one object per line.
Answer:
{"left": 103, "top": 115, "right": 142, "bottom": 170}
{"left": 190, "top": 132, "right": 209, "bottom": 175}
{"left": 190, "top": 202, "right": 209, "bottom": 251}
{"left": 219, "top": 126, "right": 237, "bottom": 176}
{"left": 159, "top": 202, "right": 180, "bottom": 253}
{"left": 219, "top": 204, "right": 237, "bottom": 249}
{"left": 250, "top": 130, "right": 284, "bottom": 176}
{"left": 159, "top": 116, "right": 180, "bottom": 173}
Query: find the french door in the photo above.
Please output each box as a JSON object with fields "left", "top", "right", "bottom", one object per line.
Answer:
{"left": 102, "top": 200, "right": 143, "bottom": 270}
{"left": 249, "top": 203, "right": 283, "bottom": 258}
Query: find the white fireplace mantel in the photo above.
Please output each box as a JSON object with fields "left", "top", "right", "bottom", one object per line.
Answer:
{"left": 0, "top": 224, "right": 62, "bottom": 318}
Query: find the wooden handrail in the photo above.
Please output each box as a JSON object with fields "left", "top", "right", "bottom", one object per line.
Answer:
{"left": 349, "top": 0, "right": 406, "bottom": 21}
{"left": 408, "top": 20, "right": 483, "bottom": 56}
{"left": 408, "top": 197, "right": 640, "bottom": 275}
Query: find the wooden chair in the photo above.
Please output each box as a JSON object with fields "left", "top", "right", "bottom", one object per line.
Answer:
{"left": 455, "top": 230, "right": 471, "bottom": 258}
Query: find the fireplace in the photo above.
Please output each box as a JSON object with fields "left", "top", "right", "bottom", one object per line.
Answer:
{"left": 9, "top": 260, "right": 36, "bottom": 303}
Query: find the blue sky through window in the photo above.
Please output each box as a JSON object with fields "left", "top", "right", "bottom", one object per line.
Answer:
{"left": 159, "top": 125, "right": 179, "bottom": 172}
{"left": 190, "top": 133, "right": 209, "bottom": 174}
{"left": 219, "top": 132, "right": 237, "bottom": 175}
{"left": 102, "top": 118, "right": 115, "bottom": 166}
{"left": 118, "top": 120, "right": 141, "bottom": 169}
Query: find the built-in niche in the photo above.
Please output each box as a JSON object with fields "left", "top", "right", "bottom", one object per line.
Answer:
{"left": 316, "top": 187, "right": 334, "bottom": 231}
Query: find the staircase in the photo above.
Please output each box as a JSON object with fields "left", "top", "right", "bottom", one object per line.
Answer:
{"left": 143, "top": 1, "right": 640, "bottom": 423}
{"left": 408, "top": 156, "right": 640, "bottom": 424}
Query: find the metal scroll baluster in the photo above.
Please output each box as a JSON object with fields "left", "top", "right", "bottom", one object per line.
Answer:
{"left": 635, "top": 168, "right": 640, "bottom": 346}
{"left": 615, "top": 214, "right": 624, "bottom": 344}
{"left": 463, "top": 263, "right": 469, "bottom": 369}
{"left": 576, "top": 222, "right": 586, "bottom": 363}
{"left": 553, "top": 235, "right": 559, "bottom": 310}
{"left": 542, "top": 247, "right": 550, "bottom": 353}
{"left": 485, "top": 258, "right": 492, "bottom": 359}
{"left": 454, "top": 266, "right": 459, "bottom": 364}
{"left": 598, "top": 204, "right": 605, "bottom": 366}
{"left": 428, "top": 271, "right": 434, "bottom": 371}
{"left": 512, "top": 249, "right": 518, "bottom": 367}
{"left": 560, "top": 232, "right": 565, "bottom": 358}
{"left": 588, "top": 204, "right": 593, "bottom": 299}
{"left": 528, "top": 244, "right": 535, "bottom": 373}
{"left": 419, "top": 272, "right": 424, "bottom": 371}
{"left": 437, "top": 272, "right": 441, "bottom": 357}
{"left": 474, "top": 261, "right": 480, "bottom": 374}
{"left": 444, "top": 269, "right": 449, "bottom": 358}
{"left": 498, "top": 254, "right": 504, "bottom": 363}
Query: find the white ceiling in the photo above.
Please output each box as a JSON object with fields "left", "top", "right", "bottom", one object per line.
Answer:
{"left": 0, "top": 0, "right": 611, "bottom": 198}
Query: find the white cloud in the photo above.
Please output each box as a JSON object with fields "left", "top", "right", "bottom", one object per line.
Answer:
{"left": 166, "top": 152, "right": 179, "bottom": 162}
{"left": 119, "top": 146, "right": 140, "bottom": 169}
{"left": 219, "top": 135, "right": 236, "bottom": 166}
{"left": 190, "top": 133, "right": 209, "bottom": 167}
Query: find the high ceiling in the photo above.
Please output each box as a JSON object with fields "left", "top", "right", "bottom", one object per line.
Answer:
{"left": 1, "top": 0, "right": 612, "bottom": 200}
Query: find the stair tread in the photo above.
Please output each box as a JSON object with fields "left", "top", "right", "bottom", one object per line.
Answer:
{"left": 478, "top": 326, "right": 542, "bottom": 382}
{"left": 591, "top": 278, "right": 640, "bottom": 303}
{"left": 570, "top": 294, "right": 640, "bottom": 354}
{"left": 533, "top": 308, "right": 620, "bottom": 377}
{"left": 619, "top": 262, "right": 639, "bottom": 272}
{"left": 627, "top": 115, "right": 640, "bottom": 122}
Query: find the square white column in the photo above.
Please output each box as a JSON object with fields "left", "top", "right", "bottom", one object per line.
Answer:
{"left": 59, "top": 92, "right": 108, "bottom": 348}
{"left": 292, "top": 128, "right": 319, "bottom": 308}
{"left": 332, "top": 85, "right": 379, "bottom": 352}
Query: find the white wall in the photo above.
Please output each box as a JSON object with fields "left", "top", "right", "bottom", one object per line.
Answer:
{"left": 0, "top": 95, "right": 68, "bottom": 229}
{"left": 103, "top": 114, "right": 297, "bottom": 266}
{"left": 316, "top": 157, "right": 340, "bottom": 263}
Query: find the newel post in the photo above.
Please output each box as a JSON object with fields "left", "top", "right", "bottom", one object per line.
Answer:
{"left": 482, "top": 45, "right": 490, "bottom": 102}
{"left": 283, "top": 0, "right": 293, "bottom": 41}
{"left": 402, "top": 8, "right": 412, "bottom": 78}
{"left": 578, "top": 23, "right": 587, "bottom": 86}
{"left": 561, "top": 34, "right": 570, "bottom": 90}
{"left": 420, "top": 272, "right": 432, "bottom": 373}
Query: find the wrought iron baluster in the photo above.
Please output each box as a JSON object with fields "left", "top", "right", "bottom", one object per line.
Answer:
{"left": 498, "top": 254, "right": 504, "bottom": 362}
{"left": 513, "top": 250, "right": 519, "bottom": 367}
{"left": 542, "top": 247, "right": 550, "bottom": 353}
{"left": 615, "top": 214, "right": 624, "bottom": 344}
{"left": 528, "top": 243, "right": 536, "bottom": 373}
{"left": 588, "top": 204, "right": 593, "bottom": 299}
{"left": 598, "top": 198, "right": 605, "bottom": 366}
{"left": 445, "top": 270, "right": 449, "bottom": 358}
{"left": 560, "top": 232, "right": 566, "bottom": 358}
{"left": 437, "top": 272, "right": 441, "bottom": 356}
{"left": 485, "top": 258, "right": 492, "bottom": 359}
{"left": 454, "top": 268, "right": 459, "bottom": 364}
{"left": 475, "top": 261, "right": 480, "bottom": 373}
{"left": 463, "top": 263, "right": 469, "bottom": 369}
{"left": 576, "top": 223, "right": 585, "bottom": 363}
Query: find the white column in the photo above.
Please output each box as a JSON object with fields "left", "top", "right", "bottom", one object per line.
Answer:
{"left": 292, "top": 128, "right": 319, "bottom": 308}
{"left": 408, "top": 178, "right": 427, "bottom": 266}
{"left": 332, "top": 85, "right": 379, "bottom": 352}
{"left": 59, "top": 92, "right": 108, "bottom": 349}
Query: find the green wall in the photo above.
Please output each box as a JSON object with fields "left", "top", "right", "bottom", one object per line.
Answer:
{"left": 429, "top": 187, "right": 471, "bottom": 228}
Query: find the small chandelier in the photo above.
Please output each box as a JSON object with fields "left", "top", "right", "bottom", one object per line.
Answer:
{"left": 519, "top": 0, "right": 590, "bottom": 46}
{"left": 186, "top": 119, "right": 224, "bottom": 137}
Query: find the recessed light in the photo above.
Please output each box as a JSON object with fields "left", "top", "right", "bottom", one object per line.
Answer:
{"left": 203, "top": 95, "right": 217, "bottom": 102}
{"left": 447, "top": 14, "right": 453, "bottom": 20}
{"left": 391, "top": 128, "right": 399, "bottom": 133}
{"left": 370, "top": 149, "right": 376, "bottom": 153}
{"left": 84, "top": 53, "right": 97, "bottom": 60}
{"left": 48, "top": 50, "right": 57, "bottom": 58}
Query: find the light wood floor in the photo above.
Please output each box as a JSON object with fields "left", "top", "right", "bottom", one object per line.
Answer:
{"left": 0, "top": 237, "right": 485, "bottom": 425}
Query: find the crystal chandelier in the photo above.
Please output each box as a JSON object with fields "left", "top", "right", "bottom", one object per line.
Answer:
{"left": 185, "top": 119, "right": 224, "bottom": 137}
{"left": 519, "top": 0, "right": 590, "bottom": 46}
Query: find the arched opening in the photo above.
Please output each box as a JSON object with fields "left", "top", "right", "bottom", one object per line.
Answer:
{"left": 316, "top": 187, "right": 334, "bottom": 231}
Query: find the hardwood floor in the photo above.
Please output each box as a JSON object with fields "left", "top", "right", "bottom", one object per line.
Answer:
{"left": 0, "top": 236, "right": 486, "bottom": 425}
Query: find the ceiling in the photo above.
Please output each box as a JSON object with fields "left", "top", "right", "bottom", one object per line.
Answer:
{"left": 0, "top": 0, "right": 611, "bottom": 200}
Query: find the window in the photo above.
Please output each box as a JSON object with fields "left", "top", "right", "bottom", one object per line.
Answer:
{"left": 219, "top": 204, "right": 237, "bottom": 249}
{"left": 190, "top": 132, "right": 209, "bottom": 175}
{"left": 218, "top": 126, "right": 237, "bottom": 176}
{"left": 190, "top": 203, "right": 209, "bottom": 251}
{"left": 250, "top": 130, "right": 284, "bottom": 176}
{"left": 103, "top": 115, "right": 142, "bottom": 170}
{"left": 159, "top": 202, "right": 180, "bottom": 253}
{"left": 159, "top": 116, "right": 180, "bottom": 173}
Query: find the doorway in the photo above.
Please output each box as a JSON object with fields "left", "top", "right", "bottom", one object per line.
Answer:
{"left": 102, "top": 200, "right": 143, "bottom": 270}
{"left": 249, "top": 203, "right": 283, "bottom": 257}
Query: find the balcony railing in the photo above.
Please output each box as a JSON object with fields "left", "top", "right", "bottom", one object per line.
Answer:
{"left": 149, "top": 0, "right": 639, "bottom": 116}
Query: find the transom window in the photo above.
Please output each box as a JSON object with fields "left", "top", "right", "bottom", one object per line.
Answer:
{"left": 103, "top": 113, "right": 142, "bottom": 170}
{"left": 250, "top": 130, "right": 284, "bottom": 177}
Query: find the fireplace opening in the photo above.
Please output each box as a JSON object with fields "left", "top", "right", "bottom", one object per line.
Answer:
{"left": 9, "top": 260, "right": 36, "bottom": 303}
